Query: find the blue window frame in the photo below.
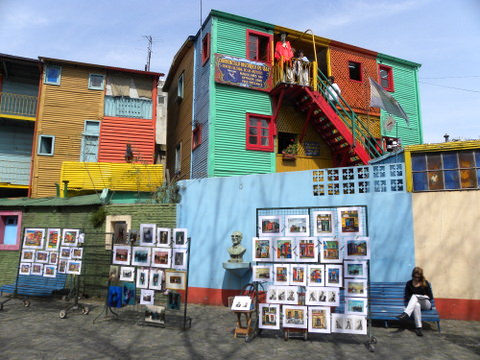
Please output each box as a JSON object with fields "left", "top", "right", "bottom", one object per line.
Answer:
{"left": 37, "top": 135, "right": 55, "bottom": 156}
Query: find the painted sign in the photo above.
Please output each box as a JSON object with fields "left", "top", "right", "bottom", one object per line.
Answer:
{"left": 304, "top": 141, "right": 321, "bottom": 156}
{"left": 214, "top": 54, "right": 273, "bottom": 91}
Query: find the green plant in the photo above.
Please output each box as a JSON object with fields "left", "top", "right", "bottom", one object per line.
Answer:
{"left": 282, "top": 143, "right": 299, "bottom": 155}
{"left": 90, "top": 207, "right": 107, "bottom": 228}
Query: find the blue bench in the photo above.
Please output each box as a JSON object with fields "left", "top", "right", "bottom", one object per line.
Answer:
{"left": 369, "top": 282, "right": 441, "bottom": 332}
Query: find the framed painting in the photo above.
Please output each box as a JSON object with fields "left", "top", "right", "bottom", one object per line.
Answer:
{"left": 305, "top": 286, "right": 339, "bottom": 306}
{"left": 66, "top": 260, "right": 82, "bottom": 275}
{"left": 295, "top": 237, "right": 318, "bottom": 262}
{"left": 344, "top": 237, "right": 370, "bottom": 260}
{"left": 307, "top": 265, "right": 325, "bottom": 287}
{"left": 344, "top": 260, "right": 368, "bottom": 279}
{"left": 332, "top": 313, "right": 346, "bottom": 333}
{"left": 285, "top": 215, "right": 310, "bottom": 237}
{"left": 259, "top": 303, "right": 281, "bottom": 330}
{"left": 23, "top": 228, "right": 45, "bottom": 249}
{"left": 31, "top": 263, "right": 43, "bottom": 276}
{"left": 344, "top": 279, "right": 368, "bottom": 298}
{"left": 345, "top": 297, "right": 368, "bottom": 315}
{"left": 140, "top": 289, "right": 155, "bottom": 305}
{"left": 144, "top": 305, "right": 166, "bottom": 324}
{"left": 43, "top": 264, "right": 57, "bottom": 278}
{"left": 231, "top": 296, "right": 253, "bottom": 311}
{"left": 45, "top": 228, "right": 61, "bottom": 251}
{"left": 136, "top": 268, "right": 149, "bottom": 289}
{"left": 337, "top": 207, "right": 364, "bottom": 235}
{"left": 282, "top": 305, "right": 308, "bottom": 329}
{"left": 165, "top": 270, "right": 187, "bottom": 291}
{"left": 252, "top": 237, "right": 272, "bottom": 262}
{"left": 35, "top": 250, "right": 49, "bottom": 263}
{"left": 107, "top": 286, "right": 123, "bottom": 308}
{"left": 21, "top": 249, "right": 35, "bottom": 262}
{"left": 49, "top": 252, "right": 58, "bottom": 264}
{"left": 266, "top": 286, "right": 298, "bottom": 304}
{"left": 343, "top": 315, "right": 367, "bottom": 335}
{"left": 258, "top": 215, "right": 282, "bottom": 237}
{"left": 173, "top": 228, "right": 188, "bottom": 249}
{"left": 320, "top": 238, "right": 343, "bottom": 263}
{"left": 119, "top": 266, "right": 135, "bottom": 282}
{"left": 325, "top": 264, "right": 343, "bottom": 287}
{"left": 290, "top": 264, "right": 307, "bottom": 287}
{"left": 252, "top": 265, "right": 272, "bottom": 282}
{"left": 140, "top": 224, "right": 156, "bottom": 246}
{"left": 62, "top": 229, "right": 79, "bottom": 246}
{"left": 273, "top": 264, "right": 290, "bottom": 285}
{"left": 312, "top": 211, "right": 334, "bottom": 236}
{"left": 308, "top": 306, "right": 331, "bottom": 333}
{"left": 71, "top": 248, "right": 83, "bottom": 260}
{"left": 19, "top": 263, "right": 31, "bottom": 275}
{"left": 58, "top": 259, "right": 67, "bottom": 273}
{"left": 274, "top": 237, "right": 294, "bottom": 262}
{"left": 172, "top": 249, "right": 188, "bottom": 270}
{"left": 131, "top": 247, "right": 151, "bottom": 267}
{"left": 156, "top": 228, "right": 171, "bottom": 247}
{"left": 112, "top": 245, "right": 131, "bottom": 265}
{"left": 149, "top": 269, "right": 163, "bottom": 291}
{"left": 60, "top": 247, "right": 71, "bottom": 259}
{"left": 122, "top": 282, "right": 136, "bottom": 306}
{"left": 151, "top": 248, "right": 171, "bottom": 268}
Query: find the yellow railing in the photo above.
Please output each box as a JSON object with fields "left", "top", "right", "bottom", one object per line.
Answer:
{"left": 60, "top": 162, "right": 164, "bottom": 193}
{"left": 273, "top": 60, "right": 318, "bottom": 89}
{"left": 0, "top": 92, "right": 37, "bottom": 119}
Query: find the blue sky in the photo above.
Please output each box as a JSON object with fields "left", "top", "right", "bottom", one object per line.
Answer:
{"left": 1, "top": 0, "right": 479, "bottom": 143}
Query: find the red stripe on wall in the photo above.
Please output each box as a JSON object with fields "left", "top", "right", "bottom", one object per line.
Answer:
{"left": 435, "top": 298, "right": 480, "bottom": 321}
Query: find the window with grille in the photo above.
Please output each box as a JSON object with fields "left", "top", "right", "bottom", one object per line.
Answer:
{"left": 246, "top": 30, "right": 272, "bottom": 63}
{"left": 246, "top": 113, "right": 273, "bottom": 152}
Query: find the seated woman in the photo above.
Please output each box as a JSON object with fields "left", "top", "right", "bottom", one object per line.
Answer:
{"left": 397, "top": 267, "right": 434, "bottom": 336}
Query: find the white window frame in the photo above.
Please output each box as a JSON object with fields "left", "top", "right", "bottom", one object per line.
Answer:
{"left": 88, "top": 74, "right": 105, "bottom": 90}
{"left": 37, "top": 135, "right": 55, "bottom": 156}
{"left": 44, "top": 65, "right": 62, "bottom": 85}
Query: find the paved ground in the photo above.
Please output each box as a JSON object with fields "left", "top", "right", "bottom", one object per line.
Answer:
{"left": 0, "top": 296, "right": 479, "bottom": 360}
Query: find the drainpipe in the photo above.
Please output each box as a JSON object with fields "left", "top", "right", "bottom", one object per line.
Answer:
{"left": 55, "top": 183, "right": 60, "bottom": 197}
{"left": 62, "top": 180, "right": 69, "bottom": 198}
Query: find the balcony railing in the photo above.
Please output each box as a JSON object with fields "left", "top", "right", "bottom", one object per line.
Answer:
{"left": 0, "top": 158, "right": 31, "bottom": 186}
{"left": 104, "top": 96, "right": 152, "bottom": 119}
{"left": 0, "top": 92, "right": 37, "bottom": 119}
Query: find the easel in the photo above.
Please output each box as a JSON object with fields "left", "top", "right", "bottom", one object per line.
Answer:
{"left": 233, "top": 309, "right": 255, "bottom": 339}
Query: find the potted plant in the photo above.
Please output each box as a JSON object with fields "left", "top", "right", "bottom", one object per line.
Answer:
{"left": 282, "top": 143, "right": 299, "bottom": 160}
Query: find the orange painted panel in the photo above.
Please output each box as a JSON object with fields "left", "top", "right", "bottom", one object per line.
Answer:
{"left": 435, "top": 298, "right": 480, "bottom": 321}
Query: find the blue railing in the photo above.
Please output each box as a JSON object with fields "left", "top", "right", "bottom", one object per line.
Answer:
{"left": 0, "top": 158, "right": 31, "bottom": 185}
{"left": 104, "top": 96, "right": 152, "bottom": 119}
{"left": 0, "top": 92, "right": 37, "bottom": 118}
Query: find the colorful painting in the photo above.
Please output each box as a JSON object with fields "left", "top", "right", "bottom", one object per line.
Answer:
{"left": 259, "top": 304, "right": 280, "bottom": 330}
{"left": 62, "top": 229, "right": 79, "bottom": 246}
{"left": 325, "top": 264, "right": 343, "bottom": 287}
{"left": 59, "top": 247, "right": 71, "bottom": 259}
{"left": 66, "top": 260, "right": 82, "bottom": 275}
{"left": 49, "top": 252, "right": 58, "bottom": 264}
{"left": 296, "top": 237, "right": 318, "bottom": 262}
{"left": 252, "top": 265, "right": 272, "bottom": 282}
{"left": 274, "top": 237, "right": 294, "bottom": 262}
{"left": 290, "top": 264, "right": 307, "bottom": 286}
{"left": 307, "top": 265, "right": 325, "bottom": 287}
{"left": 274, "top": 264, "right": 290, "bottom": 285}
{"left": 285, "top": 215, "right": 310, "bottom": 236}
{"left": 151, "top": 248, "right": 171, "bottom": 268}
{"left": 258, "top": 216, "right": 282, "bottom": 237}
{"left": 23, "top": 228, "right": 45, "bottom": 249}
{"left": 345, "top": 297, "right": 368, "bottom": 315}
{"left": 35, "top": 251, "right": 49, "bottom": 263}
{"left": 21, "top": 249, "right": 35, "bottom": 262}
{"left": 71, "top": 248, "right": 83, "bottom": 260}
{"left": 308, "top": 306, "right": 331, "bottom": 333}
{"left": 43, "top": 265, "right": 57, "bottom": 278}
{"left": 344, "top": 261, "right": 368, "bottom": 279}
{"left": 112, "top": 245, "right": 131, "bottom": 265}
{"left": 31, "top": 263, "right": 43, "bottom": 276}
{"left": 344, "top": 237, "right": 370, "bottom": 260}
{"left": 19, "top": 263, "right": 31, "bottom": 275}
{"left": 46, "top": 228, "right": 61, "bottom": 251}
{"left": 252, "top": 237, "right": 272, "bottom": 262}
{"left": 337, "top": 207, "right": 364, "bottom": 235}
{"left": 320, "top": 238, "right": 343, "bottom": 263}
{"left": 345, "top": 279, "right": 368, "bottom": 298}
{"left": 58, "top": 260, "right": 67, "bottom": 273}
{"left": 282, "top": 305, "right": 308, "bottom": 329}
{"left": 122, "top": 282, "right": 136, "bottom": 306}
{"left": 313, "top": 211, "right": 334, "bottom": 236}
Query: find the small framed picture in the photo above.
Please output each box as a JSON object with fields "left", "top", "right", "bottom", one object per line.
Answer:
{"left": 295, "top": 237, "right": 318, "bottom": 262}
{"left": 43, "top": 265, "right": 57, "bottom": 278}
{"left": 149, "top": 269, "right": 163, "bottom": 291}
{"left": 332, "top": 313, "right": 346, "bottom": 333}
{"left": 151, "top": 248, "right": 171, "bottom": 268}
{"left": 165, "top": 270, "right": 187, "bottom": 291}
{"left": 66, "top": 260, "right": 82, "bottom": 275}
{"left": 112, "top": 245, "right": 131, "bottom": 265}
{"left": 344, "top": 261, "right": 368, "bottom": 279}
{"left": 35, "top": 250, "right": 49, "bottom": 263}
{"left": 19, "top": 263, "right": 32, "bottom": 275}
{"left": 344, "top": 279, "right": 368, "bottom": 298}
{"left": 337, "top": 207, "right": 364, "bottom": 235}
{"left": 274, "top": 237, "right": 295, "bottom": 262}
{"left": 252, "top": 237, "right": 273, "bottom": 262}
{"left": 307, "top": 265, "right": 325, "bottom": 287}
{"left": 109, "top": 265, "right": 120, "bottom": 281}
{"left": 290, "top": 264, "right": 307, "bottom": 287}
{"left": 305, "top": 286, "right": 339, "bottom": 306}
{"left": 156, "top": 228, "right": 171, "bottom": 247}
{"left": 344, "top": 237, "right": 370, "bottom": 260}
{"left": 172, "top": 249, "right": 188, "bottom": 270}
{"left": 62, "top": 229, "right": 80, "bottom": 246}
{"left": 273, "top": 264, "right": 290, "bottom": 285}
{"left": 59, "top": 247, "right": 71, "bottom": 259}
{"left": 21, "top": 249, "right": 35, "bottom": 262}
{"left": 23, "top": 228, "right": 45, "bottom": 249}
{"left": 231, "top": 296, "right": 253, "bottom": 311}
{"left": 344, "top": 315, "right": 367, "bottom": 335}
{"left": 136, "top": 268, "right": 149, "bottom": 289}
{"left": 46, "top": 228, "right": 61, "bottom": 251}
{"left": 312, "top": 211, "right": 334, "bottom": 236}
{"left": 325, "top": 264, "right": 343, "bottom": 287}
{"left": 258, "top": 215, "right": 283, "bottom": 237}
{"left": 345, "top": 297, "right": 368, "bottom": 315}
{"left": 285, "top": 215, "right": 310, "bottom": 237}
{"left": 58, "top": 260, "right": 68, "bottom": 274}
{"left": 259, "top": 304, "right": 281, "bottom": 330}
{"left": 71, "top": 248, "right": 83, "bottom": 260}
{"left": 31, "top": 263, "right": 43, "bottom": 276}
{"left": 140, "top": 224, "right": 156, "bottom": 246}
{"left": 144, "top": 305, "right": 165, "bottom": 325}
{"left": 49, "top": 252, "right": 58, "bottom": 264}
{"left": 308, "top": 306, "right": 331, "bottom": 333}
{"left": 119, "top": 266, "right": 135, "bottom": 282}
{"left": 140, "top": 289, "right": 155, "bottom": 305}
{"left": 122, "top": 283, "right": 136, "bottom": 306}
{"left": 282, "top": 305, "right": 308, "bottom": 329}
{"left": 131, "top": 247, "right": 151, "bottom": 267}
{"left": 266, "top": 286, "right": 298, "bottom": 304}
{"left": 252, "top": 265, "right": 272, "bottom": 282}
{"left": 320, "top": 238, "right": 343, "bottom": 263}
{"left": 173, "top": 228, "right": 188, "bottom": 248}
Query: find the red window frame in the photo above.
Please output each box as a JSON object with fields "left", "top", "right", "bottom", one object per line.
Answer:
{"left": 378, "top": 64, "right": 394, "bottom": 92}
{"left": 348, "top": 60, "right": 363, "bottom": 83}
{"left": 0, "top": 211, "right": 22, "bottom": 251}
{"left": 246, "top": 30, "right": 273, "bottom": 64}
{"left": 192, "top": 124, "right": 202, "bottom": 150}
{"left": 246, "top": 113, "right": 274, "bottom": 152}
{"left": 202, "top": 33, "right": 210, "bottom": 65}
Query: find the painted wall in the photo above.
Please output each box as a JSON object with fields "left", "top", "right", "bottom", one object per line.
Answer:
{"left": 0, "top": 122, "right": 33, "bottom": 185}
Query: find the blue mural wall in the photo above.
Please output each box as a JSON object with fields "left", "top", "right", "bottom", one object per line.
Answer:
{"left": 177, "top": 163, "right": 414, "bottom": 291}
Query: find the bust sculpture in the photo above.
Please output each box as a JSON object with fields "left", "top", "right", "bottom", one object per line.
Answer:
{"left": 227, "top": 231, "right": 246, "bottom": 263}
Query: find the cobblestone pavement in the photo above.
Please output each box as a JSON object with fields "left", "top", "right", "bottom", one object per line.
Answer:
{"left": 0, "top": 296, "right": 479, "bottom": 360}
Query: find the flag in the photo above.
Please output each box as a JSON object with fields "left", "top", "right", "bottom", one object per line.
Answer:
{"left": 369, "top": 77, "right": 409, "bottom": 125}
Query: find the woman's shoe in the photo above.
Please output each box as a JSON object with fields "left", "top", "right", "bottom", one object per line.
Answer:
{"left": 396, "top": 312, "right": 409, "bottom": 321}
{"left": 414, "top": 328, "right": 423, "bottom": 337}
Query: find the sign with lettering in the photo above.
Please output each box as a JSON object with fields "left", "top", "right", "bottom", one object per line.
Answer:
{"left": 214, "top": 54, "right": 273, "bottom": 92}
{"left": 304, "top": 141, "right": 321, "bottom": 156}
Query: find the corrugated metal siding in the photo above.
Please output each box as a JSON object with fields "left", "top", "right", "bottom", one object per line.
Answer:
{"left": 377, "top": 57, "right": 422, "bottom": 145}
{"left": 99, "top": 117, "right": 155, "bottom": 164}
{"left": 104, "top": 96, "right": 152, "bottom": 119}
{"left": 0, "top": 124, "right": 33, "bottom": 185}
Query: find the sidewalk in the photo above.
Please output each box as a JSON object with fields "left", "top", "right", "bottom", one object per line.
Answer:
{"left": 0, "top": 297, "right": 478, "bottom": 360}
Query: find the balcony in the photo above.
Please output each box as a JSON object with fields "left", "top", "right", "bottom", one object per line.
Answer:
{"left": 0, "top": 158, "right": 31, "bottom": 187}
{"left": 0, "top": 92, "right": 37, "bottom": 120}
{"left": 60, "top": 162, "right": 164, "bottom": 192}
{"left": 104, "top": 96, "right": 152, "bottom": 119}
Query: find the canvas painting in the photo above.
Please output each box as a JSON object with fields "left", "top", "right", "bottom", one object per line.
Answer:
{"left": 252, "top": 265, "right": 272, "bottom": 282}
{"left": 35, "top": 251, "right": 49, "bottom": 263}
{"left": 119, "top": 266, "right": 135, "bottom": 282}
{"left": 140, "top": 224, "right": 156, "bottom": 246}
{"left": 258, "top": 215, "right": 282, "bottom": 237}
{"left": 312, "top": 211, "right": 334, "bottom": 236}
{"left": 282, "top": 305, "right": 307, "bottom": 329}
{"left": 290, "top": 264, "right": 307, "bottom": 287}
{"left": 345, "top": 297, "right": 368, "bottom": 315}
{"left": 151, "top": 248, "right": 171, "bottom": 268}
{"left": 23, "top": 228, "right": 45, "bottom": 249}
{"left": 140, "top": 289, "right": 155, "bottom": 305}
{"left": 332, "top": 313, "right": 345, "bottom": 333}
{"left": 231, "top": 296, "right": 253, "bottom": 311}
{"left": 149, "top": 269, "right": 163, "bottom": 291}
{"left": 112, "top": 245, "right": 131, "bottom": 265}
{"left": 49, "top": 252, "right": 58, "bottom": 264}
{"left": 344, "top": 279, "right": 368, "bottom": 298}
{"left": 285, "top": 215, "right": 310, "bottom": 236}
{"left": 266, "top": 286, "right": 298, "bottom": 305}
{"left": 344, "top": 261, "right": 368, "bottom": 279}
{"left": 109, "top": 265, "right": 120, "bottom": 281}
{"left": 157, "top": 228, "right": 171, "bottom": 247}
{"left": 173, "top": 228, "right": 188, "bottom": 249}
{"left": 344, "top": 315, "right": 367, "bottom": 335}
{"left": 60, "top": 247, "right": 71, "bottom": 259}
{"left": 71, "top": 248, "right": 83, "bottom": 260}
{"left": 337, "top": 207, "right": 364, "bottom": 235}
{"left": 21, "top": 249, "right": 35, "bottom": 262}
{"left": 113, "top": 222, "right": 128, "bottom": 244}
{"left": 31, "top": 263, "right": 43, "bottom": 276}
{"left": 58, "top": 260, "right": 67, "bottom": 273}
{"left": 325, "top": 264, "right": 343, "bottom": 287}
{"left": 274, "top": 237, "right": 294, "bottom": 262}
{"left": 252, "top": 237, "right": 272, "bottom": 262}
{"left": 131, "top": 247, "right": 151, "bottom": 267}
{"left": 19, "top": 263, "right": 31, "bottom": 275}
{"left": 307, "top": 265, "right": 325, "bottom": 287}
{"left": 259, "top": 304, "right": 281, "bottom": 330}
{"left": 320, "top": 238, "right": 343, "bottom": 263}
{"left": 43, "top": 265, "right": 57, "bottom": 278}
{"left": 122, "top": 282, "right": 136, "bottom": 306}
{"left": 144, "top": 305, "right": 166, "bottom": 324}
{"left": 46, "top": 228, "right": 61, "bottom": 251}
{"left": 107, "top": 286, "right": 123, "bottom": 308}
{"left": 136, "top": 268, "right": 149, "bottom": 289}
{"left": 305, "top": 286, "right": 339, "bottom": 306}
{"left": 296, "top": 237, "right": 318, "bottom": 262}
{"left": 66, "top": 260, "right": 82, "bottom": 275}
{"left": 308, "top": 306, "right": 331, "bottom": 333}
{"left": 172, "top": 249, "right": 188, "bottom": 270}
{"left": 344, "top": 237, "right": 370, "bottom": 260}
{"left": 62, "top": 229, "right": 79, "bottom": 246}
{"left": 165, "top": 270, "right": 187, "bottom": 291}
{"left": 273, "top": 264, "right": 290, "bottom": 285}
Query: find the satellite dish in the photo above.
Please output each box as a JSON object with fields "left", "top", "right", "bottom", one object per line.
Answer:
{"left": 384, "top": 115, "right": 396, "bottom": 132}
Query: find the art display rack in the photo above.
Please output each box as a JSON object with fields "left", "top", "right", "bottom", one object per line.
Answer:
{"left": 253, "top": 206, "right": 377, "bottom": 352}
